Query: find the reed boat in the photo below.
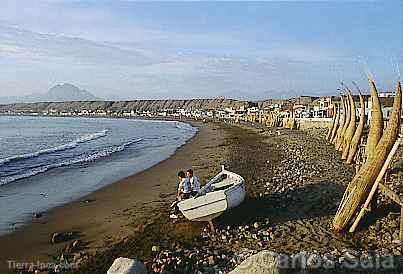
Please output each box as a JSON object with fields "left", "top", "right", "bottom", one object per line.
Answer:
{"left": 178, "top": 166, "right": 246, "bottom": 222}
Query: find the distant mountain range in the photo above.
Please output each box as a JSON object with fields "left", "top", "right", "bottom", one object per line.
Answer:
{"left": 0, "top": 84, "right": 101, "bottom": 104}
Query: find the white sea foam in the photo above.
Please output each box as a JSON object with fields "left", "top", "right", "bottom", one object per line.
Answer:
{"left": 0, "top": 138, "right": 143, "bottom": 186}
{"left": 0, "top": 129, "right": 109, "bottom": 166}
{"left": 170, "top": 121, "right": 198, "bottom": 132}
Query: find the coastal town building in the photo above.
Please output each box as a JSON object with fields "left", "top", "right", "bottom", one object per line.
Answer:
{"left": 2, "top": 94, "right": 402, "bottom": 124}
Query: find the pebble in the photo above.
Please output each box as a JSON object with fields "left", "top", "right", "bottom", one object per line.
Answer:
{"left": 152, "top": 245, "right": 160, "bottom": 252}
{"left": 50, "top": 231, "right": 74, "bottom": 244}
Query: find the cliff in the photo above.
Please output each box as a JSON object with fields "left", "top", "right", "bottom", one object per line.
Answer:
{"left": 0, "top": 99, "right": 252, "bottom": 113}
{"left": 0, "top": 96, "right": 320, "bottom": 113}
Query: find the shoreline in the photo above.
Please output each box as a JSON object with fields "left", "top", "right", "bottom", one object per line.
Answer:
{"left": 0, "top": 116, "right": 197, "bottom": 236}
{"left": 0, "top": 119, "right": 223, "bottom": 273}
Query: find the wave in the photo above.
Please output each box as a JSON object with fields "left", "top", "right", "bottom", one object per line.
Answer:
{"left": 170, "top": 121, "right": 198, "bottom": 132}
{"left": 0, "top": 129, "right": 109, "bottom": 166}
{"left": 0, "top": 166, "right": 49, "bottom": 186}
{"left": 0, "top": 138, "right": 143, "bottom": 186}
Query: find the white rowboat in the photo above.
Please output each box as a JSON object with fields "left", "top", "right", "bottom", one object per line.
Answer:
{"left": 178, "top": 166, "right": 246, "bottom": 222}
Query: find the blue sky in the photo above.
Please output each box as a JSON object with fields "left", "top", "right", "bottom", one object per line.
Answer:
{"left": 0, "top": 1, "right": 402, "bottom": 100}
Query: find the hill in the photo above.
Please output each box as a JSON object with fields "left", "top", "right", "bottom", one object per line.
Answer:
{"left": 0, "top": 84, "right": 100, "bottom": 104}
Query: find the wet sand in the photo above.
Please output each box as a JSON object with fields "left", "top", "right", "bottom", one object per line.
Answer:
{"left": 0, "top": 121, "right": 227, "bottom": 273}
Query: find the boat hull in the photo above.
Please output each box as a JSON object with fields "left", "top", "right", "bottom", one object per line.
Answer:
{"left": 178, "top": 169, "right": 246, "bottom": 222}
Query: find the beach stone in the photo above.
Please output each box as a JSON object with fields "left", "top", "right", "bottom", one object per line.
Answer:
{"left": 51, "top": 231, "right": 73, "bottom": 244}
{"left": 59, "top": 253, "right": 65, "bottom": 262}
{"left": 54, "top": 265, "right": 62, "bottom": 273}
{"left": 228, "top": 251, "right": 290, "bottom": 274}
{"left": 107, "top": 257, "right": 147, "bottom": 274}
{"left": 64, "top": 239, "right": 81, "bottom": 253}
{"left": 152, "top": 245, "right": 160, "bottom": 252}
{"left": 208, "top": 256, "right": 215, "bottom": 265}
{"left": 73, "top": 252, "right": 84, "bottom": 262}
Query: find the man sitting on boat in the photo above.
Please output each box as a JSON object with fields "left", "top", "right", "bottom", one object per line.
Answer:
{"left": 177, "top": 170, "right": 191, "bottom": 200}
{"left": 186, "top": 169, "right": 200, "bottom": 197}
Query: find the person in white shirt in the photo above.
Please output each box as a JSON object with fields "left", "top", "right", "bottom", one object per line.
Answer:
{"left": 177, "top": 170, "right": 191, "bottom": 200}
{"left": 186, "top": 169, "right": 201, "bottom": 196}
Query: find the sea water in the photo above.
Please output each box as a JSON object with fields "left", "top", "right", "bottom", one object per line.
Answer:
{"left": 0, "top": 116, "right": 197, "bottom": 234}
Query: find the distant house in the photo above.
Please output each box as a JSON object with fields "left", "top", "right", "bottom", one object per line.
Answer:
{"left": 247, "top": 106, "right": 259, "bottom": 115}
{"left": 310, "top": 97, "right": 333, "bottom": 118}
{"left": 364, "top": 97, "right": 395, "bottom": 121}
{"left": 293, "top": 104, "right": 308, "bottom": 118}
{"left": 216, "top": 110, "right": 226, "bottom": 119}
{"left": 379, "top": 91, "right": 395, "bottom": 98}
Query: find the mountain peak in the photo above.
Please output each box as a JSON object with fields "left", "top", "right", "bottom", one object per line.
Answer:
{"left": 41, "top": 84, "right": 101, "bottom": 102}
{"left": 54, "top": 83, "right": 78, "bottom": 89}
{"left": 0, "top": 83, "right": 101, "bottom": 104}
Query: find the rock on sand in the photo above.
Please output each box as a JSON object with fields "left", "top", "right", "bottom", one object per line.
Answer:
{"left": 229, "top": 251, "right": 290, "bottom": 274}
{"left": 107, "top": 257, "right": 147, "bottom": 274}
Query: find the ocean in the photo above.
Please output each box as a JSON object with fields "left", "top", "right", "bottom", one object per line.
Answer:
{"left": 0, "top": 116, "right": 197, "bottom": 234}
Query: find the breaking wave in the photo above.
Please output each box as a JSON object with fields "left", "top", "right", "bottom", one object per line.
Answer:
{"left": 0, "top": 129, "right": 109, "bottom": 166}
{"left": 170, "top": 121, "right": 197, "bottom": 132}
{"left": 0, "top": 138, "right": 142, "bottom": 186}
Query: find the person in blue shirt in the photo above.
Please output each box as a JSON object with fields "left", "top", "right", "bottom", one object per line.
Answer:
{"left": 170, "top": 170, "right": 191, "bottom": 219}
{"left": 187, "top": 169, "right": 201, "bottom": 196}
{"left": 177, "top": 170, "right": 191, "bottom": 200}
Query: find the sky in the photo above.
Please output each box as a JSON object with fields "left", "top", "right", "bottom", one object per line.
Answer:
{"left": 0, "top": 0, "right": 402, "bottom": 100}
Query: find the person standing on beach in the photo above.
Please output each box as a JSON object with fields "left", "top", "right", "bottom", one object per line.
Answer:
{"left": 187, "top": 169, "right": 201, "bottom": 197}
{"left": 177, "top": 171, "right": 191, "bottom": 200}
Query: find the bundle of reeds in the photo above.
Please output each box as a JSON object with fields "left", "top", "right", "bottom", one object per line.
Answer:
{"left": 273, "top": 113, "right": 279, "bottom": 127}
{"left": 333, "top": 80, "right": 401, "bottom": 231}
{"left": 268, "top": 113, "right": 273, "bottom": 127}
{"left": 265, "top": 114, "right": 270, "bottom": 127}
{"left": 267, "top": 112, "right": 278, "bottom": 128}
{"left": 281, "top": 117, "right": 287, "bottom": 128}
{"left": 346, "top": 93, "right": 366, "bottom": 164}
{"left": 283, "top": 118, "right": 289, "bottom": 129}
{"left": 277, "top": 114, "right": 281, "bottom": 127}
{"left": 330, "top": 105, "right": 341, "bottom": 143}
{"left": 334, "top": 96, "right": 346, "bottom": 146}
{"left": 326, "top": 105, "right": 338, "bottom": 141}
{"left": 274, "top": 113, "right": 280, "bottom": 127}
{"left": 337, "top": 93, "right": 351, "bottom": 152}
{"left": 287, "top": 108, "right": 296, "bottom": 129}
{"left": 365, "top": 79, "right": 383, "bottom": 159}
{"left": 342, "top": 92, "right": 357, "bottom": 160}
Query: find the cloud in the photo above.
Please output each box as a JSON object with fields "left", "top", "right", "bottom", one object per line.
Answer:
{"left": 0, "top": 23, "right": 352, "bottom": 100}
{"left": 0, "top": 25, "right": 153, "bottom": 65}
